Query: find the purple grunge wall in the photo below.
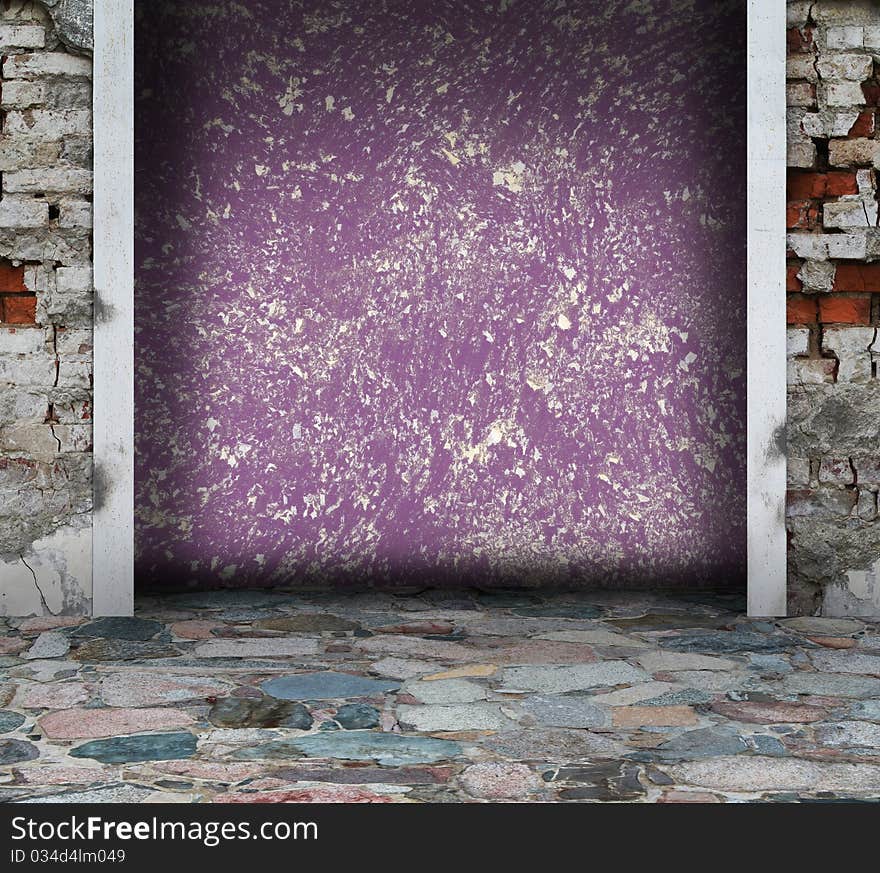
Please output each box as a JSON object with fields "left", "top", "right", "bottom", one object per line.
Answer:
{"left": 134, "top": 0, "right": 747, "bottom": 590}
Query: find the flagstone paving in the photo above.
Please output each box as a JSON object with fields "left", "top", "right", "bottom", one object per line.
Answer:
{"left": 2, "top": 590, "right": 880, "bottom": 803}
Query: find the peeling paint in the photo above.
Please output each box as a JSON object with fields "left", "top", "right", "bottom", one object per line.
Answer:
{"left": 0, "top": 524, "right": 91, "bottom": 616}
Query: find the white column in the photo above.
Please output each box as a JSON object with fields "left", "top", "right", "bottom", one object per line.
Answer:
{"left": 92, "top": 0, "right": 134, "bottom": 615}
{"left": 746, "top": 0, "right": 788, "bottom": 617}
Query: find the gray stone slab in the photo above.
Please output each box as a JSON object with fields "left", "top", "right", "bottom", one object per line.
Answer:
{"left": 261, "top": 672, "right": 400, "bottom": 700}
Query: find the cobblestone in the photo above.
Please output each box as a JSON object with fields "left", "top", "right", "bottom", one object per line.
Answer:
{"left": 1, "top": 590, "right": 879, "bottom": 802}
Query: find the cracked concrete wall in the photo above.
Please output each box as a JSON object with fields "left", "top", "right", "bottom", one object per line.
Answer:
{"left": 787, "top": 0, "right": 880, "bottom": 616}
{"left": 0, "top": 0, "right": 92, "bottom": 616}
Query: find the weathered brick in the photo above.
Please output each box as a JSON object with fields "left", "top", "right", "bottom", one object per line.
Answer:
{"left": 823, "top": 197, "right": 878, "bottom": 229}
{"left": 856, "top": 168, "right": 876, "bottom": 194}
{"left": 787, "top": 327, "right": 811, "bottom": 357}
{"left": 787, "top": 357, "right": 836, "bottom": 385}
{"left": 823, "top": 326, "right": 878, "bottom": 383}
{"left": 0, "top": 262, "right": 26, "bottom": 293}
{"left": 0, "top": 197, "right": 49, "bottom": 228}
{"left": 4, "top": 109, "right": 91, "bottom": 137}
{"left": 827, "top": 25, "right": 864, "bottom": 49}
{"left": 0, "top": 388, "right": 47, "bottom": 426}
{"left": 3, "top": 167, "right": 93, "bottom": 196}
{"left": 798, "top": 259, "right": 836, "bottom": 293}
{"left": 865, "top": 25, "right": 880, "bottom": 49}
{"left": 0, "top": 25, "right": 45, "bottom": 50}
{"left": 44, "top": 268, "right": 92, "bottom": 325}
{"left": 800, "top": 111, "right": 852, "bottom": 139}
{"left": 58, "top": 200, "right": 92, "bottom": 229}
{"left": 787, "top": 25, "right": 814, "bottom": 53}
{"left": 0, "top": 354, "right": 56, "bottom": 386}
{"left": 787, "top": 171, "right": 859, "bottom": 199}
{"left": 825, "top": 81, "right": 867, "bottom": 107}
{"left": 55, "top": 362, "right": 91, "bottom": 389}
{"left": 788, "top": 457, "right": 812, "bottom": 487}
{"left": 0, "top": 136, "right": 63, "bottom": 171}
{"left": 788, "top": 138, "right": 817, "bottom": 168}
{"left": 786, "top": 488, "right": 857, "bottom": 518}
{"left": 788, "top": 262, "right": 804, "bottom": 291}
{"left": 55, "top": 267, "right": 92, "bottom": 296}
{"left": 0, "top": 423, "right": 61, "bottom": 460}
{"left": 788, "top": 199, "right": 821, "bottom": 229}
{"left": 819, "top": 456, "right": 856, "bottom": 485}
{"left": 817, "top": 54, "right": 874, "bottom": 82}
{"left": 60, "top": 136, "right": 92, "bottom": 169}
{"left": 0, "top": 326, "right": 44, "bottom": 356}
{"left": 814, "top": 2, "right": 880, "bottom": 25}
{"left": 0, "top": 296, "right": 36, "bottom": 324}
{"left": 818, "top": 295, "right": 872, "bottom": 324}
{"left": 829, "top": 138, "right": 880, "bottom": 167}
{"left": 54, "top": 328, "right": 92, "bottom": 357}
{"left": 10, "top": 230, "right": 91, "bottom": 267}
{"left": 853, "top": 457, "right": 880, "bottom": 484}
{"left": 788, "top": 232, "right": 869, "bottom": 260}
{"left": 0, "top": 80, "right": 45, "bottom": 109}
{"left": 787, "top": 55, "right": 818, "bottom": 82}
{"left": 787, "top": 296, "right": 819, "bottom": 324}
{"left": 788, "top": 3, "right": 813, "bottom": 28}
{"left": 53, "top": 424, "right": 92, "bottom": 452}
{"left": 24, "top": 265, "right": 53, "bottom": 295}
{"left": 49, "top": 394, "right": 91, "bottom": 425}
{"left": 861, "top": 82, "right": 880, "bottom": 106}
{"left": 787, "top": 82, "right": 817, "bottom": 108}
{"left": 832, "top": 263, "right": 880, "bottom": 291}
{"left": 848, "top": 109, "right": 875, "bottom": 137}
{"left": 2, "top": 53, "right": 91, "bottom": 80}
{"left": 40, "top": 79, "right": 92, "bottom": 111}
{"left": 857, "top": 489, "right": 878, "bottom": 521}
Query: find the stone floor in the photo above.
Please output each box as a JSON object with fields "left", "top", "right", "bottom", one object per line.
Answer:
{"left": 2, "top": 588, "right": 880, "bottom": 803}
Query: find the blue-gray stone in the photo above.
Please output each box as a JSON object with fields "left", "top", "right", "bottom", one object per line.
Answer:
{"left": 640, "top": 727, "right": 748, "bottom": 762}
{"left": 39, "top": 0, "right": 93, "bottom": 54}
{"left": 0, "top": 711, "right": 26, "bottom": 733}
{"left": 850, "top": 700, "right": 880, "bottom": 722}
{"left": 520, "top": 694, "right": 608, "bottom": 728}
{"left": 334, "top": 704, "right": 380, "bottom": 729}
{"left": 232, "top": 731, "right": 461, "bottom": 765}
{"left": 606, "top": 612, "right": 728, "bottom": 631}
{"left": 208, "top": 697, "right": 312, "bottom": 730}
{"left": 748, "top": 654, "right": 793, "bottom": 674}
{"left": 782, "top": 672, "right": 880, "bottom": 699}
{"left": 261, "top": 672, "right": 400, "bottom": 701}
{"left": 748, "top": 735, "right": 787, "bottom": 756}
{"left": 73, "top": 617, "right": 163, "bottom": 641}
{"left": 165, "top": 590, "right": 290, "bottom": 609}
{"left": 0, "top": 739, "right": 39, "bottom": 764}
{"left": 639, "top": 689, "right": 714, "bottom": 706}
{"left": 659, "top": 631, "right": 802, "bottom": 654}
{"left": 69, "top": 732, "right": 197, "bottom": 763}
{"left": 513, "top": 605, "right": 602, "bottom": 619}
{"left": 15, "top": 784, "right": 154, "bottom": 804}
{"left": 72, "top": 639, "right": 180, "bottom": 661}
{"left": 0, "top": 740, "right": 40, "bottom": 764}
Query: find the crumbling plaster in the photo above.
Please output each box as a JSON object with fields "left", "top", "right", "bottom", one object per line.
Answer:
{"left": 0, "top": 0, "right": 93, "bottom": 616}
{"left": 786, "top": 0, "right": 880, "bottom": 616}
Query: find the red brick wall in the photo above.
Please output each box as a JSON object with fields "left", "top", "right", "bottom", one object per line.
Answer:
{"left": 786, "top": 0, "right": 880, "bottom": 615}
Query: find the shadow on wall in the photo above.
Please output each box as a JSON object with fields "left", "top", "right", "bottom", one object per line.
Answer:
{"left": 134, "top": 0, "right": 747, "bottom": 592}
